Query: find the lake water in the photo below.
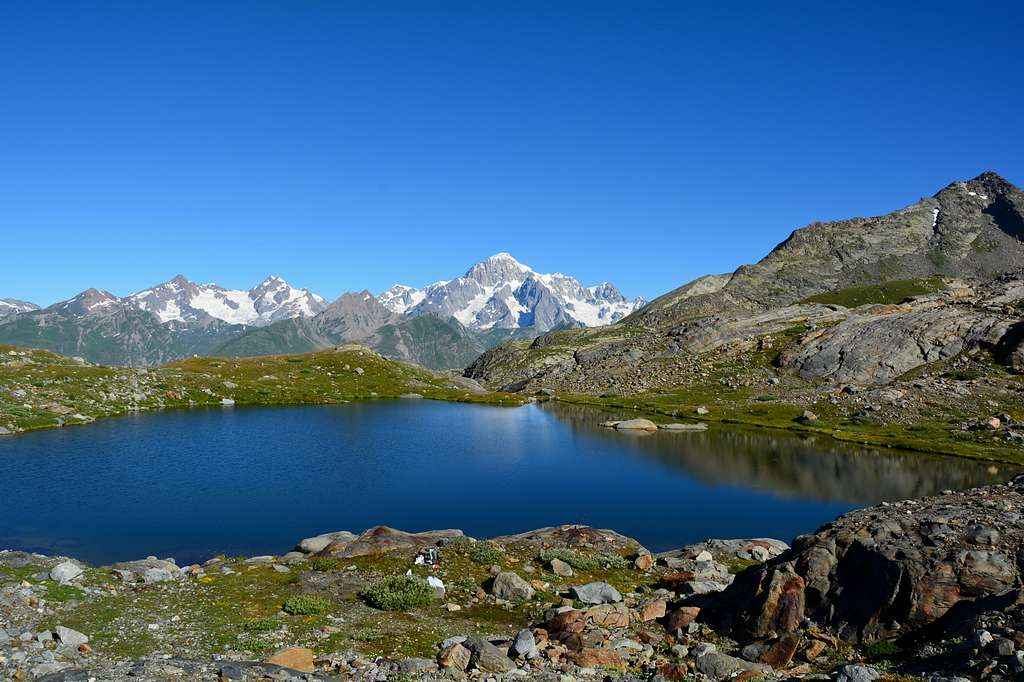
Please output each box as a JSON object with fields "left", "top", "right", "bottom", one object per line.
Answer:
{"left": 0, "top": 401, "right": 1010, "bottom": 565}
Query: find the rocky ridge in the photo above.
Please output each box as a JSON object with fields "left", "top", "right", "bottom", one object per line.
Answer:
{"left": 468, "top": 172, "right": 1024, "bottom": 396}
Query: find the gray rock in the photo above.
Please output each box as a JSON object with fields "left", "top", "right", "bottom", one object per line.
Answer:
{"left": 571, "top": 581, "right": 622, "bottom": 604}
{"left": 615, "top": 418, "right": 658, "bottom": 431}
{"left": 54, "top": 626, "right": 88, "bottom": 651}
{"left": 511, "top": 629, "right": 537, "bottom": 659}
{"left": 143, "top": 567, "right": 174, "bottom": 583}
{"left": 465, "top": 636, "right": 515, "bottom": 673}
{"left": 697, "top": 651, "right": 772, "bottom": 680}
{"left": 491, "top": 571, "right": 535, "bottom": 601}
{"left": 296, "top": 530, "right": 356, "bottom": 554}
{"left": 549, "top": 558, "right": 573, "bottom": 577}
{"left": 49, "top": 561, "right": 83, "bottom": 585}
{"left": 661, "top": 422, "right": 708, "bottom": 431}
{"left": 836, "top": 665, "right": 881, "bottom": 682}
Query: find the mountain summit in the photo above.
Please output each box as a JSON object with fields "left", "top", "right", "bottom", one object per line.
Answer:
{"left": 379, "top": 253, "right": 644, "bottom": 332}
{"left": 128, "top": 275, "right": 327, "bottom": 326}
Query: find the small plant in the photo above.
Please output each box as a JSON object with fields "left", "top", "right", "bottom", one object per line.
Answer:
{"left": 243, "top": 617, "right": 280, "bottom": 632}
{"left": 350, "top": 626, "right": 385, "bottom": 642}
{"left": 942, "top": 369, "right": 981, "bottom": 381}
{"left": 862, "top": 638, "right": 903, "bottom": 661}
{"left": 539, "top": 548, "right": 627, "bottom": 571}
{"left": 283, "top": 594, "right": 330, "bottom": 615}
{"left": 362, "top": 575, "right": 435, "bottom": 611}
{"left": 467, "top": 541, "right": 505, "bottom": 565}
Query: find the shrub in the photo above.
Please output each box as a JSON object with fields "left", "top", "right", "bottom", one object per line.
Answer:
{"left": 243, "top": 617, "right": 280, "bottom": 632}
{"left": 362, "top": 575, "right": 435, "bottom": 611}
{"left": 282, "top": 594, "right": 330, "bottom": 615}
{"left": 467, "top": 541, "right": 505, "bottom": 565}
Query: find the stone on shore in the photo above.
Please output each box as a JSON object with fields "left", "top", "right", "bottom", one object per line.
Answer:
{"left": 615, "top": 418, "right": 658, "bottom": 431}
{"left": 50, "top": 561, "right": 83, "bottom": 584}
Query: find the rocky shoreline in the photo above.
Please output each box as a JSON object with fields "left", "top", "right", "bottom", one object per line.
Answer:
{"left": 5, "top": 480, "right": 1024, "bottom": 681}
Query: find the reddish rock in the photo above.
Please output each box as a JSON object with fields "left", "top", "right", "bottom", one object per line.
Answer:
{"left": 760, "top": 633, "right": 801, "bottom": 669}
{"left": 586, "top": 603, "right": 630, "bottom": 627}
{"left": 801, "top": 639, "right": 827, "bottom": 661}
{"left": 572, "top": 647, "right": 626, "bottom": 669}
{"left": 317, "top": 526, "right": 462, "bottom": 558}
{"left": 438, "top": 643, "right": 471, "bottom": 671}
{"left": 266, "top": 647, "right": 315, "bottom": 673}
{"left": 638, "top": 599, "right": 667, "bottom": 622}
{"left": 635, "top": 553, "right": 654, "bottom": 570}
{"left": 656, "top": 661, "right": 689, "bottom": 680}
{"left": 666, "top": 606, "right": 701, "bottom": 630}
{"left": 659, "top": 571, "right": 696, "bottom": 591}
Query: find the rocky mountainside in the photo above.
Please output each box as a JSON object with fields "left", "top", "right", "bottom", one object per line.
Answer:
{"left": 379, "top": 253, "right": 644, "bottom": 331}
{"left": 0, "top": 298, "right": 38, "bottom": 319}
{"left": 468, "top": 172, "right": 1024, "bottom": 394}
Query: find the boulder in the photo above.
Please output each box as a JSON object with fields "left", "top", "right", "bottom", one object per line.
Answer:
{"left": 438, "top": 642, "right": 471, "bottom": 671}
{"left": 615, "top": 418, "right": 658, "bottom": 431}
{"left": 50, "top": 561, "right": 83, "bottom": 584}
{"left": 296, "top": 530, "right": 356, "bottom": 554}
{"left": 464, "top": 636, "right": 515, "bottom": 673}
{"left": 696, "top": 652, "right": 772, "bottom": 680}
{"left": 491, "top": 571, "right": 535, "bottom": 601}
{"left": 53, "top": 626, "right": 88, "bottom": 651}
{"left": 661, "top": 422, "right": 708, "bottom": 432}
{"left": 716, "top": 481, "right": 1024, "bottom": 642}
{"left": 266, "top": 647, "right": 315, "bottom": 673}
{"left": 549, "top": 558, "right": 573, "bottom": 577}
{"left": 316, "top": 526, "right": 463, "bottom": 558}
{"left": 571, "top": 581, "right": 622, "bottom": 604}
{"left": 510, "top": 628, "right": 537, "bottom": 658}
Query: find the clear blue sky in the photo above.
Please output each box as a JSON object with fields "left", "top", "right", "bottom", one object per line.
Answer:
{"left": 2, "top": 1, "right": 1022, "bottom": 306}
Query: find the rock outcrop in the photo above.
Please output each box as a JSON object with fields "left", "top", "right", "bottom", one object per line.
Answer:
{"left": 716, "top": 477, "right": 1024, "bottom": 643}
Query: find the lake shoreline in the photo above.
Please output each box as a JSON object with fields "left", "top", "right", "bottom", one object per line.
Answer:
{"left": 4, "top": 477, "right": 1022, "bottom": 681}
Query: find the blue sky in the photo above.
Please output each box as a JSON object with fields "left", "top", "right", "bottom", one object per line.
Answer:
{"left": 2, "top": 1, "right": 1022, "bottom": 306}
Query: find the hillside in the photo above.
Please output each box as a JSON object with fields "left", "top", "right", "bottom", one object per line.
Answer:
{"left": 0, "top": 345, "right": 519, "bottom": 436}
{"left": 469, "top": 172, "right": 1024, "bottom": 391}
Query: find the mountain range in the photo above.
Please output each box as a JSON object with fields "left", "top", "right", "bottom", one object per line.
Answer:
{"left": 0, "top": 255, "right": 643, "bottom": 369}
{"left": 468, "top": 171, "right": 1024, "bottom": 392}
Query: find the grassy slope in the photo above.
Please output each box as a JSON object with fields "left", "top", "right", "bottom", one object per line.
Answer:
{"left": 0, "top": 344, "right": 523, "bottom": 435}
{"left": 800, "top": 276, "right": 948, "bottom": 307}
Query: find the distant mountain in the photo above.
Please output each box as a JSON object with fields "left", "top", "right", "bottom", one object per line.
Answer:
{"left": 379, "top": 252, "right": 644, "bottom": 331}
{"left": 0, "top": 257, "right": 640, "bottom": 369}
{"left": 0, "top": 298, "right": 39, "bottom": 319}
{"left": 215, "top": 254, "right": 642, "bottom": 368}
{"left": 0, "top": 275, "right": 327, "bottom": 366}
{"left": 128, "top": 274, "right": 326, "bottom": 326}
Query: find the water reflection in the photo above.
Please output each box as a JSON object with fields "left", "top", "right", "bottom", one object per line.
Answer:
{"left": 544, "top": 402, "right": 1010, "bottom": 505}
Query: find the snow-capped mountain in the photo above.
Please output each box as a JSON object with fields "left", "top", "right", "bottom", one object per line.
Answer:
{"left": 379, "top": 253, "right": 645, "bottom": 332}
{"left": 128, "top": 275, "right": 327, "bottom": 326}
{"left": 0, "top": 298, "right": 40, "bottom": 319}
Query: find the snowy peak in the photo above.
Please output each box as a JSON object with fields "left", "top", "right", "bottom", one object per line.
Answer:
{"left": 128, "top": 275, "right": 327, "bottom": 326}
{"left": 0, "top": 298, "right": 40, "bottom": 319}
{"left": 379, "top": 284, "right": 426, "bottom": 316}
{"left": 51, "top": 289, "right": 123, "bottom": 317}
{"left": 377, "top": 253, "right": 644, "bottom": 332}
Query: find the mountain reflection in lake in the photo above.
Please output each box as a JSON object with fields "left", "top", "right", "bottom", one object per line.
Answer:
{"left": 0, "top": 401, "right": 1010, "bottom": 564}
{"left": 543, "top": 402, "right": 1009, "bottom": 505}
